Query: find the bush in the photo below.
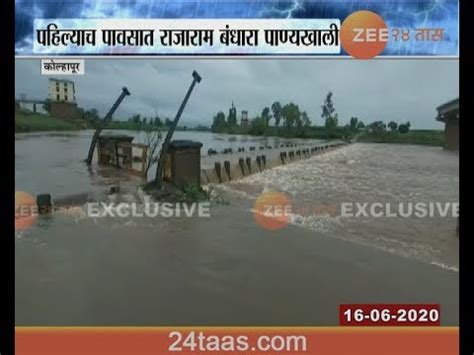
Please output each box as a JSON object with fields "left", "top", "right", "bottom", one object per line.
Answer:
{"left": 180, "top": 183, "right": 210, "bottom": 202}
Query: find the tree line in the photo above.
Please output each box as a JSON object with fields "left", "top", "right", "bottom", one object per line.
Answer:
{"left": 127, "top": 114, "right": 174, "bottom": 128}
{"left": 210, "top": 91, "right": 411, "bottom": 138}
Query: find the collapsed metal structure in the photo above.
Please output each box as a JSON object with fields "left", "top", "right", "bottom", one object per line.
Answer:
{"left": 85, "top": 87, "right": 131, "bottom": 165}
{"left": 84, "top": 71, "right": 202, "bottom": 188}
{"left": 154, "top": 70, "right": 202, "bottom": 185}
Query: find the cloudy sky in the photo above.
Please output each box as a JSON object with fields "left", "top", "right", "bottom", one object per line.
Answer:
{"left": 15, "top": 59, "right": 458, "bottom": 129}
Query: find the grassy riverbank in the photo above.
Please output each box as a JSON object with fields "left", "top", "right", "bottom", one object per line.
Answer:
{"left": 15, "top": 109, "right": 90, "bottom": 133}
{"left": 357, "top": 130, "right": 445, "bottom": 146}
{"left": 15, "top": 109, "right": 169, "bottom": 133}
{"left": 15, "top": 112, "right": 191, "bottom": 133}
{"left": 104, "top": 120, "right": 191, "bottom": 132}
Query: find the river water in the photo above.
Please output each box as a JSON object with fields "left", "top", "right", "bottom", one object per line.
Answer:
{"left": 217, "top": 143, "right": 459, "bottom": 270}
{"left": 15, "top": 131, "right": 459, "bottom": 270}
{"left": 15, "top": 129, "right": 324, "bottom": 196}
{"left": 15, "top": 131, "right": 459, "bottom": 325}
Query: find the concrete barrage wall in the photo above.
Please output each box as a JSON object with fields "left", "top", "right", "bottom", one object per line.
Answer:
{"left": 201, "top": 142, "right": 348, "bottom": 185}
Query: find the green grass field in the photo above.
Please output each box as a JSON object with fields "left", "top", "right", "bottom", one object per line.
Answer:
{"left": 15, "top": 109, "right": 89, "bottom": 132}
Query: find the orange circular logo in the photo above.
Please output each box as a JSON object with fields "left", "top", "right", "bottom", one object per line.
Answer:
{"left": 254, "top": 192, "right": 292, "bottom": 231}
{"left": 15, "top": 191, "right": 38, "bottom": 231}
{"left": 340, "top": 10, "right": 388, "bottom": 59}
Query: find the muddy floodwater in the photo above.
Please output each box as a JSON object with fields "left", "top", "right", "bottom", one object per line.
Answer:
{"left": 15, "top": 131, "right": 459, "bottom": 326}
{"left": 15, "top": 130, "right": 324, "bottom": 196}
{"left": 219, "top": 143, "right": 459, "bottom": 270}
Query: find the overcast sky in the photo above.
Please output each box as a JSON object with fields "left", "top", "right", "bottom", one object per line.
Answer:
{"left": 15, "top": 59, "right": 458, "bottom": 129}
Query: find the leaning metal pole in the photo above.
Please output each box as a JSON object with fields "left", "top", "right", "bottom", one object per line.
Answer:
{"left": 154, "top": 70, "right": 202, "bottom": 184}
{"left": 85, "top": 87, "right": 131, "bottom": 165}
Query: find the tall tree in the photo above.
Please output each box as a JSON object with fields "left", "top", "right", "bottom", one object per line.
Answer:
{"left": 83, "top": 108, "right": 99, "bottom": 121}
{"left": 248, "top": 116, "right": 266, "bottom": 135}
{"left": 153, "top": 116, "right": 163, "bottom": 126}
{"left": 261, "top": 107, "right": 271, "bottom": 126}
{"left": 282, "top": 102, "right": 300, "bottom": 131}
{"left": 271, "top": 101, "right": 282, "bottom": 127}
{"left": 321, "top": 91, "right": 338, "bottom": 129}
{"left": 398, "top": 121, "right": 411, "bottom": 134}
{"left": 211, "top": 111, "right": 227, "bottom": 132}
{"left": 388, "top": 121, "right": 398, "bottom": 132}
{"left": 301, "top": 111, "right": 311, "bottom": 127}
{"left": 368, "top": 121, "right": 386, "bottom": 132}
{"left": 356, "top": 121, "right": 365, "bottom": 130}
{"left": 331, "top": 114, "right": 339, "bottom": 129}
{"left": 130, "top": 114, "right": 141, "bottom": 124}
{"left": 349, "top": 117, "right": 359, "bottom": 130}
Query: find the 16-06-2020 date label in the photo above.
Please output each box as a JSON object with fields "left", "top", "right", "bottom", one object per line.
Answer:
{"left": 339, "top": 304, "right": 440, "bottom": 326}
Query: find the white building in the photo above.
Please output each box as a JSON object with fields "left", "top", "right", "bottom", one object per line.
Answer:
{"left": 48, "top": 78, "right": 76, "bottom": 103}
{"left": 18, "top": 100, "right": 47, "bottom": 114}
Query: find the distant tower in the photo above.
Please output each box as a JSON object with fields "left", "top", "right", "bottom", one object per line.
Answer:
{"left": 48, "top": 78, "right": 76, "bottom": 103}
{"left": 241, "top": 110, "right": 249, "bottom": 127}
{"left": 228, "top": 101, "right": 237, "bottom": 125}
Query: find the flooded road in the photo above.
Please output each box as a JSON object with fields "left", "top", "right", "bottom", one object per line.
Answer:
{"left": 15, "top": 132, "right": 459, "bottom": 326}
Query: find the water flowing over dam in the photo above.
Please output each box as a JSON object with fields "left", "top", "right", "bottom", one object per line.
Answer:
{"left": 216, "top": 143, "right": 459, "bottom": 270}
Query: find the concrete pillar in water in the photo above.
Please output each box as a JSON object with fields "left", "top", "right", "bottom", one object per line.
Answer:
{"left": 239, "top": 158, "right": 246, "bottom": 176}
{"left": 36, "top": 193, "right": 52, "bottom": 215}
{"left": 214, "top": 162, "right": 222, "bottom": 183}
{"left": 256, "top": 156, "right": 262, "bottom": 171}
{"left": 200, "top": 170, "right": 209, "bottom": 184}
{"left": 246, "top": 157, "right": 252, "bottom": 174}
{"left": 224, "top": 160, "right": 231, "bottom": 181}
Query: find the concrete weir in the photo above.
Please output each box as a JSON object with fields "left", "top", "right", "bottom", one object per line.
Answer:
{"left": 200, "top": 141, "right": 348, "bottom": 185}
